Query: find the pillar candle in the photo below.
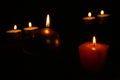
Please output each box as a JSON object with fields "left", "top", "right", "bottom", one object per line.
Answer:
{"left": 78, "top": 36, "right": 109, "bottom": 72}
{"left": 6, "top": 25, "right": 22, "bottom": 40}
{"left": 23, "top": 22, "right": 38, "bottom": 38}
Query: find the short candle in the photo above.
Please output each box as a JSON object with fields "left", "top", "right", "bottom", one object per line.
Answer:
{"left": 6, "top": 25, "right": 22, "bottom": 40}
{"left": 83, "top": 12, "right": 96, "bottom": 20}
{"left": 97, "top": 10, "right": 110, "bottom": 18}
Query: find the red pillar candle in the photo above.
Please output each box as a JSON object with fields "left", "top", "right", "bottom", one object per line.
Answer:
{"left": 78, "top": 36, "right": 109, "bottom": 72}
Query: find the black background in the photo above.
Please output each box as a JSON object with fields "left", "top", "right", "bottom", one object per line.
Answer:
{"left": 0, "top": 0, "right": 116, "bottom": 79}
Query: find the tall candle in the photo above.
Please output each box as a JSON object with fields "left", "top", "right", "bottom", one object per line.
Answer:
{"left": 78, "top": 36, "right": 109, "bottom": 72}
{"left": 97, "top": 10, "right": 110, "bottom": 24}
{"left": 82, "top": 12, "right": 96, "bottom": 24}
{"left": 6, "top": 25, "right": 22, "bottom": 40}
{"left": 23, "top": 22, "right": 38, "bottom": 38}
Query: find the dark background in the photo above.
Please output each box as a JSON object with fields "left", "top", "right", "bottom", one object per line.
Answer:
{"left": 0, "top": 0, "right": 116, "bottom": 79}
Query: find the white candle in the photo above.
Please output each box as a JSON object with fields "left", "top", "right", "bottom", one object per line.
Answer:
{"left": 83, "top": 12, "right": 96, "bottom": 20}
{"left": 6, "top": 25, "right": 22, "bottom": 40}
{"left": 97, "top": 10, "right": 110, "bottom": 18}
{"left": 23, "top": 22, "right": 38, "bottom": 38}
{"left": 23, "top": 22, "right": 38, "bottom": 31}
{"left": 6, "top": 25, "right": 22, "bottom": 33}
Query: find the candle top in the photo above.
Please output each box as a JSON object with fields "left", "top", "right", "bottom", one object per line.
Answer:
{"left": 79, "top": 42, "right": 109, "bottom": 51}
{"left": 23, "top": 22, "right": 38, "bottom": 30}
{"left": 6, "top": 25, "right": 22, "bottom": 33}
{"left": 24, "top": 26, "right": 38, "bottom": 30}
{"left": 83, "top": 12, "right": 96, "bottom": 20}
{"left": 79, "top": 36, "right": 109, "bottom": 51}
{"left": 97, "top": 10, "right": 110, "bottom": 17}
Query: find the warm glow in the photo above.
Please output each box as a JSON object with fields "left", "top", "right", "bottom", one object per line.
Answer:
{"left": 88, "top": 12, "right": 92, "bottom": 17}
{"left": 55, "top": 39, "right": 59, "bottom": 46}
{"left": 44, "top": 29, "right": 50, "bottom": 34}
{"left": 100, "top": 10, "right": 104, "bottom": 15}
{"left": 28, "top": 22, "right": 32, "bottom": 27}
{"left": 93, "top": 36, "right": 96, "bottom": 46}
{"left": 14, "top": 25, "right": 17, "bottom": 30}
{"left": 46, "top": 14, "right": 50, "bottom": 27}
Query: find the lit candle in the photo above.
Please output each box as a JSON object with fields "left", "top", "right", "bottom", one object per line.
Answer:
{"left": 6, "top": 25, "right": 22, "bottom": 40}
{"left": 97, "top": 10, "right": 110, "bottom": 18}
{"left": 97, "top": 10, "right": 110, "bottom": 24}
{"left": 23, "top": 22, "right": 38, "bottom": 38}
{"left": 83, "top": 12, "right": 96, "bottom": 20}
{"left": 35, "top": 14, "right": 60, "bottom": 47}
{"left": 78, "top": 36, "right": 109, "bottom": 72}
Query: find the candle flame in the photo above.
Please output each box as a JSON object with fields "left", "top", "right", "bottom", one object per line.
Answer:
{"left": 100, "top": 10, "right": 104, "bottom": 15}
{"left": 46, "top": 14, "right": 50, "bottom": 27}
{"left": 92, "top": 36, "right": 96, "bottom": 50}
{"left": 88, "top": 12, "right": 92, "bottom": 17}
{"left": 93, "top": 36, "right": 96, "bottom": 46}
{"left": 14, "top": 25, "right": 17, "bottom": 30}
{"left": 28, "top": 22, "right": 32, "bottom": 27}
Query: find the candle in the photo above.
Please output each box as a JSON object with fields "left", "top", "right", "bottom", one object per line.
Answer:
{"left": 97, "top": 10, "right": 110, "bottom": 18}
{"left": 23, "top": 14, "right": 60, "bottom": 56}
{"left": 78, "top": 36, "right": 109, "bottom": 72}
{"left": 34, "top": 14, "right": 60, "bottom": 48}
{"left": 97, "top": 10, "right": 110, "bottom": 24}
{"left": 6, "top": 25, "right": 22, "bottom": 40}
{"left": 23, "top": 22, "right": 38, "bottom": 38}
{"left": 83, "top": 12, "right": 96, "bottom": 20}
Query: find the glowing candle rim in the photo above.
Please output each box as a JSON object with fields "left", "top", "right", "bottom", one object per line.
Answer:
{"left": 83, "top": 16, "right": 96, "bottom": 20}
{"left": 97, "top": 13, "right": 110, "bottom": 18}
{"left": 97, "top": 10, "right": 110, "bottom": 17}
{"left": 6, "top": 29, "right": 22, "bottom": 33}
{"left": 23, "top": 26, "right": 38, "bottom": 31}
{"left": 83, "top": 12, "right": 96, "bottom": 20}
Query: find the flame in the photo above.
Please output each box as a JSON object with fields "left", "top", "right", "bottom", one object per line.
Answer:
{"left": 100, "top": 10, "right": 104, "bottom": 15}
{"left": 46, "top": 14, "right": 50, "bottom": 27}
{"left": 88, "top": 12, "right": 92, "bottom": 17}
{"left": 28, "top": 22, "right": 32, "bottom": 27}
{"left": 93, "top": 36, "right": 96, "bottom": 46}
{"left": 14, "top": 25, "right": 17, "bottom": 30}
{"left": 92, "top": 36, "right": 96, "bottom": 50}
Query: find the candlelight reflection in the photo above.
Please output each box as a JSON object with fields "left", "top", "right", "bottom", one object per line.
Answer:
{"left": 54, "top": 38, "right": 60, "bottom": 47}
{"left": 44, "top": 29, "right": 50, "bottom": 34}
